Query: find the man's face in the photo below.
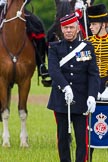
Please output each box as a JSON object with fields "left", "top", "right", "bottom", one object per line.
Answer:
{"left": 89, "top": 22, "right": 102, "bottom": 35}
{"left": 61, "top": 22, "right": 79, "bottom": 41}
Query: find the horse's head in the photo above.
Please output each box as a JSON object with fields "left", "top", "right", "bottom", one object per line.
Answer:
{"left": 5, "top": 0, "right": 29, "bottom": 18}
{"left": 7, "top": 0, "right": 29, "bottom": 8}
{"left": 1, "top": 0, "right": 29, "bottom": 53}
{"left": 7, "top": 0, "right": 18, "bottom": 7}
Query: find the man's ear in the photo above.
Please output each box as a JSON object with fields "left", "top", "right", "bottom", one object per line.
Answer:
{"left": 77, "top": 24, "right": 80, "bottom": 33}
{"left": 61, "top": 26, "right": 64, "bottom": 33}
{"left": 102, "top": 22, "right": 106, "bottom": 29}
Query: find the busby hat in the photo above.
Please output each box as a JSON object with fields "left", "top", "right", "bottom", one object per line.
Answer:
{"left": 60, "top": 13, "right": 78, "bottom": 26}
{"left": 87, "top": 4, "right": 108, "bottom": 22}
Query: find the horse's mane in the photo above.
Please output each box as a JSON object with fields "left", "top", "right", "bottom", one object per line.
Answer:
{"left": 25, "top": 9, "right": 45, "bottom": 34}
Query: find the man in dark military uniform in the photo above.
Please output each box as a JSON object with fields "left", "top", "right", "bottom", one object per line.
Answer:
{"left": 87, "top": 4, "right": 108, "bottom": 162}
{"left": 47, "top": 13, "right": 100, "bottom": 162}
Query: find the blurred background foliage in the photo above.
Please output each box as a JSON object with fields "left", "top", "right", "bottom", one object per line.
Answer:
{"left": 27, "top": 0, "right": 108, "bottom": 32}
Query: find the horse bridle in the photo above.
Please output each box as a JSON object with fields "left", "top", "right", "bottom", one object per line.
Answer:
{"left": 1, "top": 0, "right": 28, "bottom": 63}
{"left": 1, "top": 0, "right": 28, "bottom": 86}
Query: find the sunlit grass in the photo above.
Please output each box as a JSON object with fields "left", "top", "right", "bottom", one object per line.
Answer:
{"left": 0, "top": 72, "right": 108, "bottom": 162}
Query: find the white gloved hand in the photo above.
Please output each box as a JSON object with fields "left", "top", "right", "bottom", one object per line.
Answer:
{"left": 87, "top": 96, "right": 96, "bottom": 113}
{"left": 74, "top": 0, "right": 84, "bottom": 10}
{"left": 97, "top": 92, "right": 101, "bottom": 100}
{"left": 63, "top": 85, "right": 74, "bottom": 104}
{"left": 101, "top": 87, "right": 108, "bottom": 101}
{"left": 0, "top": 0, "right": 7, "bottom": 6}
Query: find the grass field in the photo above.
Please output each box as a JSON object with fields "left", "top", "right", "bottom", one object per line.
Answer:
{"left": 0, "top": 71, "right": 108, "bottom": 162}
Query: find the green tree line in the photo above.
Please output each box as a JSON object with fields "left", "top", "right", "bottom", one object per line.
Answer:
{"left": 28, "top": 0, "right": 108, "bottom": 32}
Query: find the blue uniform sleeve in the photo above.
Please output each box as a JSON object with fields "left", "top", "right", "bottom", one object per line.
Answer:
{"left": 48, "top": 43, "right": 69, "bottom": 89}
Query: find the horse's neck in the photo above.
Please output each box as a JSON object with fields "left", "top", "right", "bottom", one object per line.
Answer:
{"left": 3, "top": 0, "right": 26, "bottom": 52}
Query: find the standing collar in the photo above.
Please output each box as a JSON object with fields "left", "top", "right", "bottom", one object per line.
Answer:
{"left": 95, "top": 34, "right": 108, "bottom": 39}
{"left": 64, "top": 38, "right": 79, "bottom": 46}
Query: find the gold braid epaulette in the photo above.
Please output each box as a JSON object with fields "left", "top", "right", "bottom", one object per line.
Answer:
{"left": 88, "top": 35, "right": 108, "bottom": 78}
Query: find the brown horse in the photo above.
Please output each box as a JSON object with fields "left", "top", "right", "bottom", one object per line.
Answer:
{"left": 0, "top": 0, "right": 36, "bottom": 147}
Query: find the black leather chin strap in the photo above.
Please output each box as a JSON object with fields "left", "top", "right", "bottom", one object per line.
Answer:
{"left": 96, "top": 22, "right": 103, "bottom": 35}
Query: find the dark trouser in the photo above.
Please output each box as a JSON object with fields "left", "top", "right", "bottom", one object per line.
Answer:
{"left": 32, "top": 38, "right": 46, "bottom": 69}
{"left": 55, "top": 112, "right": 87, "bottom": 162}
{"left": 90, "top": 148, "right": 94, "bottom": 162}
{"left": 35, "top": 38, "right": 46, "bottom": 67}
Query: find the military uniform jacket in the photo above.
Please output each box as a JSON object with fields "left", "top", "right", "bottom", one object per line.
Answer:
{"left": 88, "top": 34, "right": 108, "bottom": 92}
{"left": 47, "top": 38, "right": 100, "bottom": 114}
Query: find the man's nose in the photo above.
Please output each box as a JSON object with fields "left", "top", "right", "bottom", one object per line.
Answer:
{"left": 89, "top": 25, "right": 92, "bottom": 29}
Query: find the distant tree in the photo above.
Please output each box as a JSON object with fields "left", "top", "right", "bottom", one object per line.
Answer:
{"left": 95, "top": 0, "right": 108, "bottom": 7}
{"left": 28, "top": 0, "right": 108, "bottom": 32}
{"left": 27, "top": 0, "right": 56, "bottom": 31}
